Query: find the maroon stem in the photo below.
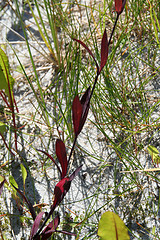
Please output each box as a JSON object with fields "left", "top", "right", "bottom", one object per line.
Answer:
{"left": 0, "top": 91, "right": 10, "bottom": 109}
{"left": 0, "top": 133, "right": 15, "bottom": 156}
{"left": 67, "top": 136, "right": 77, "bottom": 165}
{"left": 108, "top": 13, "right": 119, "bottom": 46}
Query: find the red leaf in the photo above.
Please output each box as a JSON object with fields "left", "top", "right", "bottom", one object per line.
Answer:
{"left": 115, "top": 0, "right": 122, "bottom": 14}
{"left": 79, "top": 87, "right": 91, "bottom": 133}
{"left": 41, "top": 220, "right": 55, "bottom": 240}
{"left": 0, "top": 179, "right": 5, "bottom": 196}
{"left": 72, "top": 95, "right": 83, "bottom": 137}
{"left": 115, "top": 0, "right": 126, "bottom": 15}
{"left": 30, "top": 212, "right": 45, "bottom": 239}
{"left": 73, "top": 38, "right": 99, "bottom": 71}
{"left": 53, "top": 178, "right": 71, "bottom": 208}
{"left": 56, "top": 139, "right": 68, "bottom": 179}
{"left": 99, "top": 29, "right": 108, "bottom": 73}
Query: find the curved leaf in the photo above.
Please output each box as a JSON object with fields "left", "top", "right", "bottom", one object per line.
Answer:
{"left": 38, "top": 149, "right": 62, "bottom": 175}
{"left": 98, "top": 211, "right": 130, "bottom": 240}
{"left": 30, "top": 212, "right": 45, "bottom": 239}
{"left": 73, "top": 38, "right": 99, "bottom": 71}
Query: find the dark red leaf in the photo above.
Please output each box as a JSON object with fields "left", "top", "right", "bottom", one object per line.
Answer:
{"left": 11, "top": 183, "right": 36, "bottom": 220}
{"left": 53, "top": 177, "right": 71, "bottom": 208}
{"left": 79, "top": 87, "right": 91, "bottom": 133}
{"left": 30, "top": 212, "right": 45, "bottom": 240}
{"left": 56, "top": 139, "right": 68, "bottom": 179}
{"left": 99, "top": 29, "right": 108, "bottom": 73}
{"left": 115, "top": 0, "right": 126, "bottom": 15}
{"left": 73, "top": 38, "right": 99, "bottom": 71}
{"left": 0, "top": 179, "right": 5, "bottom": 196}
{"left": 38, "top": 149, "right": 62, "bottom": 176}
{"left": 72, "top": 95, "right": 83, "bottom": 137}
{"left": 41, "top": 220, "right": 54, "bottom": 240}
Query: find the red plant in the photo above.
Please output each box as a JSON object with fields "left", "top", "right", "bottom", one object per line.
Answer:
{"left": 11, "top": 2, "right": 125, "bottom": 238}
{"left": 31, "top": 138, "right": 82, "bottom": 239}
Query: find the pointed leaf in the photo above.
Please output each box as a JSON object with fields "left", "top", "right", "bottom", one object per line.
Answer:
{"left": 115, "top": 0, "right": 122, "bottom": 14}
{"left": 30, "top": 212, "right": 45, "bottom": 239}
{"left": 53, "top": 177, "right": 71, "bottom": 208}
{"left": 56, "top": 139, "right": 68, "bottom": 179}
{"left": 98, "top": 211, "right": 130, "bottom": 240}
{"left": 115, "top": 0, "right": 126, "bottom": 15}
{"left": 99, "top": 29, "right": 108, "bottom": 73}
{"left": 72, "top": 95, "right": 83, "bottom": 137}
{"left": 11, "top": 183, "right": 36, "bottom": 220}
{"left": 0, "top": 179, "right": 5, "bottom": 196}
{"left": 69, "top": 165, "right": 82, "bottom": 181}
{"left": 38, "top": 149, "right": 62, "bottom": 175}
{"left": 41, "top": 220, "right": 54, "bottom": 240}
{"left": 79, "top": 87, "right": 91, "bottom": 133}
{"left": 20, "top": 163, "right": 27, "bottom": 186}
{"left": 73, "top": 38, "right": 99, "bottom": 71}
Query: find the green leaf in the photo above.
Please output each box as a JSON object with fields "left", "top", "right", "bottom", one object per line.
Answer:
{"left": 98, "top": 211, "right": 130, "bottom": 240}
{"left": 149, "top": 4, "right": 160, "bottom": 48}
{"left": 147, "top": 145, "right": 160, "bottom": 164}
{"left": 20, "top": 164, "right": 27, "bottom": 186}
{"left": 0, "top": 121, "right": 8, "bottom": 135}
{"left": 9, "top": 175, "right": 18, "bottom": 195}
{"left": 0, "top": 48, "right": 15, "bottom": 97}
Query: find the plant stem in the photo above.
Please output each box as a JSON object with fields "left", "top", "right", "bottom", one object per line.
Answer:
{"left": 0, "top": 133, "right": 15, "bottom": 156}
{"left": 67, "top": 136, "right": 78, "bottom": 174}
{"left": 108, "top": 13, "right": 119, "bottom": 46}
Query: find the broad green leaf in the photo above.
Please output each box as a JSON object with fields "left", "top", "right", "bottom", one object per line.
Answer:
{"left": 9, "top": 175, "right": 18, "bottom": 195}
{"left": 0, "top": 48, "right": 15, "bottom": 97}
{"left": 98, "top": 211, "right": 130, "bottom": 240}
{"left": 20, "top": 164, "right": 27, "bottom": 186}
{"left": 0, "top": 121, "right": 8, "bottom": 135}
{"left": 147, "top": 145, "right": 160, "bottom": 164}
